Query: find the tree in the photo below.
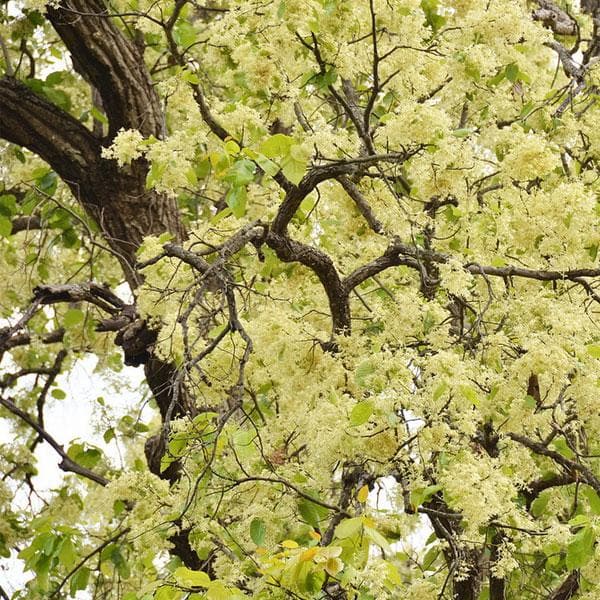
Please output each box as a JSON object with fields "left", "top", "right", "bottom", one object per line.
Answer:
{"left": 2, "top": 0, "right": 600, "bottom": 597}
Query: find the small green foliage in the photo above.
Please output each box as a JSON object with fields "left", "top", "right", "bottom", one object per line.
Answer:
{"left": 349, "top": 400, "right": 374, "bottom": 426}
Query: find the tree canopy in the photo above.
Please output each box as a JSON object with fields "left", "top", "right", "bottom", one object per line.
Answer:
{"left": 1, "top": 0, "right": 600, "bottom": 598}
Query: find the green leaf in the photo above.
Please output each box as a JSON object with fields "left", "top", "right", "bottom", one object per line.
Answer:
{"left": 586, "top": 344, "right": 600, "bottom": 358}
{"left": 459, "top": 385, "right": 480, "bottom": 406}
{"left": 551, "top": 437, "right": 575, "bottom": 459}
{"left": 167, "top": 434, "right": 188, "bottom": 458}
{"left": 488, "top": 69, "right": 506, "bottom": 86}
{"left": 51, "top": 388, "right": 66, "bottom": 400}
{"left": 298, "top": 499, "right": 326, "bottom": 528}
{"left": 182, "top": 70, "right": 200, "bottom": 85}
{"left": 250, "top": 518, "right": 266, "bottom": 546}
{"left": 13, "top": 148, "right": 26, "bottom": 163}
{"left": 566, "top": 526, "right": 595, "bottom": 570}
{"left": 334, "top": 517, "right": 363, "bottom": 539}
{"left": 145, "top": 161, "right": 167, "bottom": 189}
{"left": 61, "top": 228, "right": 79, "bottom": 249}
{"left": 583, "top": 485, "right": 600, "bottom": 515}
{"left": 206, "top": 581, "right": 231, "bottom": 600}
{"left": 255, "top": 154, "right": 280, "bottom": 177}
{"left": 422, "top": 545, "right": 440, "bottom": 570}
{"left": 355, "top": 361, "right": 375, "bottom": 387}
{"left": 364, "top": 526, "right": 392, "bottom": 555}
{"left": 67, "top": 443, "right": 102, "bottom": 468}
{"left": 0, "top": 194, "right": 17, "bottom": 217}
{"left": 233, "top": 430, "right": 254, "bottom": 447}
{"left": 225, "top": 186, "right": 247, "bottom": 218}
{"left": 281, "top": 150, "right": 307, "bottom": 185}
{"left": 174, "top": 566, "right": 211, "bottom": 588}
{"left": 58, "top": 537, "right": 77, "bottom": 568}
{"left": 0, "top": 215, "right": 11, "bottom": 237}
{"left": 173, "top": 21, "right": 197, "bottom": 48}
{"left": 349, "top": 401, "right": 374, "bottom": 427}
{"left": 313, "top": 67, "right": 338, "bottom": 89}
{"left": 113, "top": 499, "right": 126, "bottom": 516}
{"left": 433, "top": 382, "right": 448, "bottom": 401}
{"left": 452, "top": 128, "right": 474, "bottom": 138}
{"left": 224, "top": 140, "right": 241, "bottom": 156}
{"left": 63, "top": 308, "right": 84, "bottom": 328}
{"left": 90, "top": 106, "right": 108, "bottom": 125}
{"left": 420, "top": 0, "right": 446, "bottom": 31}
{"left": 223, "top": 159, "right": 256, "bottom": 187}
{"left": 78, "top": 448, "right": 102, "bottom": 468}
{"left": 154, "top": 585, "right": 182, "bottom": 600}
{"left": 568, "top": 514, "right": 589, "bottom": 528}
{"left": 505, "top": 63, "right": 519, "bottom": 82}
{"left": 410, "top": 484, "right": 442, "bottom": 509}
{"left": 37, "top": 170, "right": 58, "bottom": 195}
{"left": 259, "top": 134, "right": 294, "bottom": 159}
{"left": 69, "top": 567, "right": 90, "bottom": 596}
{"left": 45, "top": 71, "right": 65, "bottom": 86}
{"left": 517, "top": 69, "right": 532, "bottom": 84}
{"left": 530, "top": 492, "right": 549, "bottom": 518}
{"left": 108, "top": 545, "right": 130, "bottom": 578}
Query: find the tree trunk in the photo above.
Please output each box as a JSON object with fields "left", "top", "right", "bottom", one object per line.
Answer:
{"left": 0, "top": 0, "right": 196, "bottom": 565}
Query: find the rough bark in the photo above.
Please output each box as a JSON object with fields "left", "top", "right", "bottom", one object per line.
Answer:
{"left": 548, "top": 571, "right": 579, "bottom": 600}
{"left": 46, "top": 0, "right": 165, "bottom": 139}
{"left": 0, "top": 76, "right": 184, "bottom": 287}
{"left": 1, "top": 0, "right": 186, "bottom": 284}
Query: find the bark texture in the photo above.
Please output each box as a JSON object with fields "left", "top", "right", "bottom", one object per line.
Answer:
{"left": 0, "top": 0, "right": 186, "bottom": 286}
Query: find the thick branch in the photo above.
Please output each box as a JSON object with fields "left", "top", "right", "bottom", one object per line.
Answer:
{"left": 0, "top": 77, "right": 184, "bottom": 284}
{"left": 344, "top": 237, "right": 600, "bottom": 301}
{"left": 163, "top": 228, "right": 351, "bottom": 334}
{"left": 548, "top": 571, "right": 579, "bottom": 600}
{"left": 47, "top": 0, "right": 164, "bottom": 139}
{"left": 533, "top": 1, "right": 577, "bottom": 35}
{"left": 337, "top": 176, "right": 383, "bottom": 233}
{"left": 33, "top": 282, "right": 126, "bottom": 315}
{"left": 522, "top": 473, "right": 575, "bottom": 508}
{"left": 10, "top": 215, "right": 42, "bottom": 234}
{"left": 266, "top": 231, "right": 350, "bottom": 333}
{"left": 271, "top": 152, "right": 415, "bottom": 234}
{"left": 343, "top": 239, "right": 419, "bottom": 291}
{"left": 509, "top": 432, "right": 600, "bottom": 494}
{"left": 0, "top": 76, "right": 100, "bottom": 181}
{"left": 0, "top": 328, "right": 65, "bottom": 352}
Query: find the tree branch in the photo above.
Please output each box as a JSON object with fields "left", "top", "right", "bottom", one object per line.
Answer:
{"left": 509, "top": 432, "right": 600, "bottom": 494}
{"left": 47, "top": 0, "right": 164, "bottom": 139}
{"left": 343, "top": 237, "right": 600, "bottom": 301}
{"left": 337, "top": 176, "right": 383, "bottom": 233}
{"left": 534, "top": 1, "right": 578, "bottom": 35}
{"left": 49, "top": 527, "right": 130, "bottom": 598}
{"left": 0, "top": 396, "right": 108, "bottom": 486}
{"left": 0, "top": 76, "right": 100, "bottom": 181}
{"left": 548, "top": 570, "right": 579, "bottom": 600}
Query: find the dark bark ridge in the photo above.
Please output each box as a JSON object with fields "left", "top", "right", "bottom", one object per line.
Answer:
{"left": 46, "top": 0, "right": 165, "bottom": 140}
{"left": 0, "top": 0, "right": 186, "bottom": 285}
